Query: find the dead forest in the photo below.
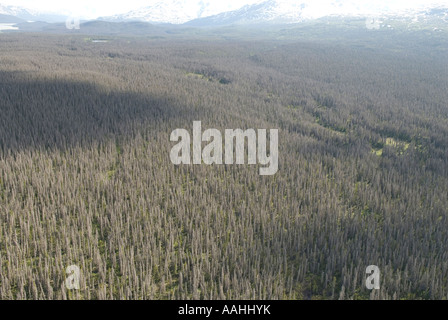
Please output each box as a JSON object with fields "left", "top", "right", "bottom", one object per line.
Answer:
{"left": 0, "top": 33, "right": 448, "bottom": 299}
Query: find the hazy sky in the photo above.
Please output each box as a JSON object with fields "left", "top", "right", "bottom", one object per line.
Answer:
{"left": 1, "top": 0, "right": 446, "bottom": 19}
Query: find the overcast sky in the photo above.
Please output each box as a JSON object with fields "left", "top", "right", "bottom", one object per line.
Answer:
{"left": 1, "top": 0, "right": 446, "bottom": 19}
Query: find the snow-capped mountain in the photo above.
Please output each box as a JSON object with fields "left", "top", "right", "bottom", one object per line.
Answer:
{"left": 186, "top": 0, "right": 309, "bottom": 26}
{"left": 0, "top": 3, "right": 67, "bottom": 22}
{"left": 100, "top": 0, "right": 448, "bottom": 26}
{"left": 99, "top": 0, "right": 253, "bottom": 24}
{"left": 0, "top": 3, "right": 37, "bottom": 19}
{"left": 100, "top": 1, "right": 199, "bottom": 24}
{"left": 187, "top": 0, "right": 448, "bottom": 26}
{"left": 1, "top": 0, "right": 447, "bottom": 29}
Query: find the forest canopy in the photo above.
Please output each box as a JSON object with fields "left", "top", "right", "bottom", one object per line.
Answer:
{"left": 0, "top": 32, "right": 447, "bottom": 300}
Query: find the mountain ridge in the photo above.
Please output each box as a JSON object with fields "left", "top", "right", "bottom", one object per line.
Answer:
{"left": 0, "top": 3, "right": 66, "bottom": 22}
{"left": 98, "top": 0, "right": 448, "bottom": 26}
{"left": 1, "top": 1, "right": 447, "bottom": 29}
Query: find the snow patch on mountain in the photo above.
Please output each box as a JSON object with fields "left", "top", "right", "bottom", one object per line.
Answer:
{"left": 100, "top": 0, "right": 255, "bottom": 24}
{"left": 187, "top": 0, "right": 448, "bottom": 26}
{"left": 0, "top": 4, "right": 37, "bottom": 18}
{"left": 1, "top": 0, "right": 447, "bottom": 25}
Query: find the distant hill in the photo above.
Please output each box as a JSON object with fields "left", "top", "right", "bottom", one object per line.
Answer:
{"left": 0, "top": 13, "right": 25, "bottom": 23}
{"left": 76, "top": 20, "right": 160, "bottom": 35}
{"left": 9, "top": 20, "right": 164, "bottom": 36}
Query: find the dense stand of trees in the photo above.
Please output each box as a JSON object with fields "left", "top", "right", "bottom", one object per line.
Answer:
{"left": 0, "top": 33, "right": 447, "bottom": 299}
